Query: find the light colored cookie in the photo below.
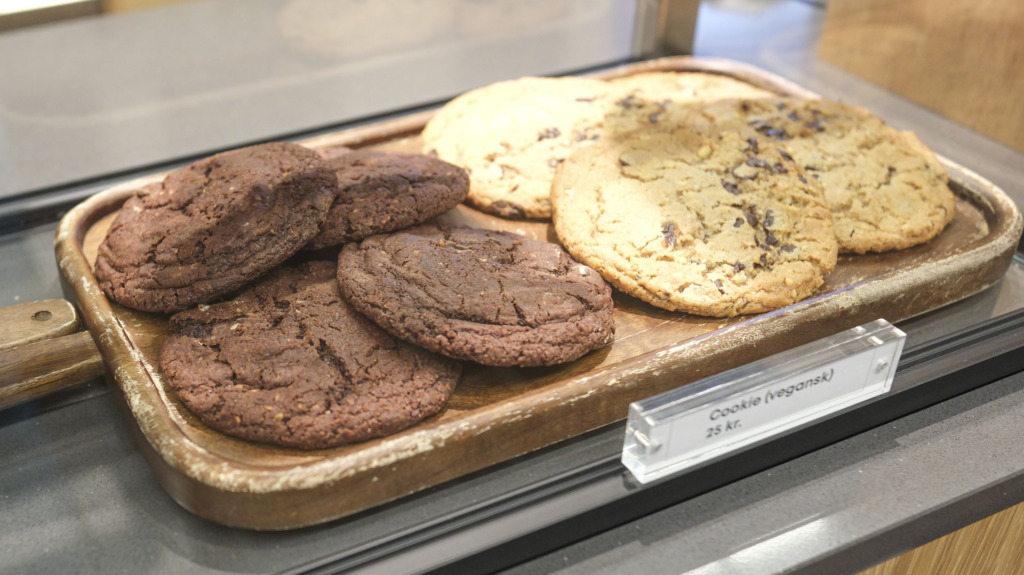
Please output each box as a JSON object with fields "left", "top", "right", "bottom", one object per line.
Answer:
{"left": 421, "top": 76, "right": 612, "bottom": 219}
{"left": 606, "top": 71, "right": 776, "bottom": 106}
{"left": 422, "top": 73, "right": 781, "bottom": 221}
{"left": 688, "top": 97, "right": 955, "bottom": 253}
{"left": 551, "top": 123, "right": 838, "bottom": 317}
{"left": 601, "top": 71, "right": 777, "bottom": 135}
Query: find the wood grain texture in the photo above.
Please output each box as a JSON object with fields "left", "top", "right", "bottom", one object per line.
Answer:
{"left": 0, "top": 330, "right": 104, "bottom": 410}
{"left": 53, "top": 56, "right": 1024, "bottom": 530}
{"left": 818, "top": 0, "right": 1024, "bottom": 153}
{"left": 0, "top": 299, "right": 80, "bottom": 352}
{"left": 0, "top": 298, "right": 104, "bottom": 410}
{"left": 858, "top": 501, "right": 1024, "bottom": 575}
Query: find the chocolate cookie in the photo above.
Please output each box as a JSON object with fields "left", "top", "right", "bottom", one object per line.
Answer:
{"left": 306, "top": 149, "right": 469, "bottom": 249}
{"left": 337, "top": 224, "right": 615, "bottom": 367}
{"left": 688, "top": 97, "right": 955, "bottom": 253}
{"left": 159, "top": 260, "right": 460, "bottom": 449}
{"left": 94, "top": 142, "right": 336, "bottom": 313}
{"left": 551, "top": 123, "right": 838, "bottom": 317}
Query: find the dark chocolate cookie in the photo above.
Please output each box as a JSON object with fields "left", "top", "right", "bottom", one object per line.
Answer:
{"left": 306, "top": 149, "right": 469, "bottom": 249}
{"left": 94, "top": 142, "right": 336, "bottom": 313}
{"left": 337, "top": 224, "right": 615, "bottom": 367}
{"left": 159, "top": 260, "right": 461, "bottom": 449}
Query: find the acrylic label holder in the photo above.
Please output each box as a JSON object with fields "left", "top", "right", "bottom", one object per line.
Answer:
{"left": 622, "top": 319, "right": 906, "bottom": 484}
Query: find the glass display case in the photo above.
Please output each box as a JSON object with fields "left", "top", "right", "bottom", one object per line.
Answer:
{"left": 1, "top": 1, "right": 1022, "bottom": 573}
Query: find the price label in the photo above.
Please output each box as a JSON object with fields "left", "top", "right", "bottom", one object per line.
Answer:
{"left": 622, "top": 319, "right": 905, "bottom": 484}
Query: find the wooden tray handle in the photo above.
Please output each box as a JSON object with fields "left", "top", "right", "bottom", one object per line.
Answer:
{"left": 0, "top": 300, "right": 105, "bottom": 411}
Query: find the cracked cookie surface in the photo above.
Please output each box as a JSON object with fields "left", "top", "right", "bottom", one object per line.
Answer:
{"left": 94, "top": 142, "right": 336, "bottom": 313}
{"left": 551, "top": 123, "right": 838, "bottom": 317}
{"left": 336, "top": 224, "right": 615, "bottom": 366}
{"left": 688, "top": 97, "right": 954, "bottom": 253}
{"left": 306, "top": 149, "right": 469, "bottom": 249}
{"left": 159, "top": 260, "right": 460, "bottom": 449}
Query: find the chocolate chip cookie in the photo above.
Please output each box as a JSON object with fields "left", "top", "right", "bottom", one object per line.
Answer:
{"left": 306, "top": 149, "right": 469, "bottom": 249}
{"left": 160, "top": 260, "right": 461, "bottom": 449}
{"left": 421, "top": 76, "right": 612, "bottom": 219}
{"left": 551, "top": 123, "right": 838, "bottom": 317}
{"left": 600, "top": 71, "right": 776, "bottom": 136}
{"left": 688, "top": 97, "right": 955, "bottom": 253}
{"left": 421, "top": 73, "right": 779, "bottom": 220}
{"left": 337, "top": 224, "right": 615, "bottom": 367}
{"left": 94, "top": 142, "right": 336, "bottom": 313}
{"left": 607, "top": 71, "right": 775, "bottom": 102}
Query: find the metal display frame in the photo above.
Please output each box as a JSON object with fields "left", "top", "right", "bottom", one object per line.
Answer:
{"left": 282, "top": 294, "right": 1024, "bottom": 574}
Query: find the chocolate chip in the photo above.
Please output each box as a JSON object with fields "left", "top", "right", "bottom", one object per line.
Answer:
{"left": 490, "top": 200, "right": 526, "bottom": 218}
{"left": 733, "top": 217, "right": 744, "bottom": 228}
{"left": 722, "top": 180, "right": 742, "bottom": 195}
{"left": 573, "top": 128, "right": 600, "bottom": 142}
{"left": 752, "top": 121, "right": 789, "bottom": 140}
{"left": 538, "top": 127, "right": 561, "bottom": 141}
{"left": 648, "top": 101, "right": 668, "bottom": 124}
{"left": 747, "top": 137, "right": 760, "bottom": 154}
{"left": 745, "top": 205, "right": 759, "bottom": 228}
{"left": 616, "top": 95, "right": 641, "bottom": 109}
{"left": 661, "top": 221, "right": 677, "bottom": 248}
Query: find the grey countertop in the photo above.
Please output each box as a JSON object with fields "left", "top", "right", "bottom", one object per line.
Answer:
{"left": 1, "top": 1, "right": 1023, "bottom": 574}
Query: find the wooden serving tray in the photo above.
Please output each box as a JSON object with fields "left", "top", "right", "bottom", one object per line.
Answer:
{"left": 54, "top": 57, "right": 1023, "bottom": 530}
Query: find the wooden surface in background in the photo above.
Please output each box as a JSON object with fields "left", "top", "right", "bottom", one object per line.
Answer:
{"left": 859, "top": 501, "right": 1024, "bottom": 575}
{"left": 818, "top": 0, "right": 1024, "bottom": 153}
